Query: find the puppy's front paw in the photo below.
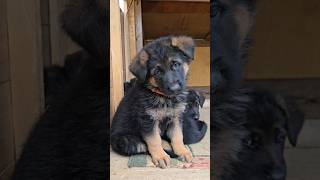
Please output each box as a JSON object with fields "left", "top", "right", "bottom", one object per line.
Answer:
{"left": 176, "top": 148, "right": 193, "bottom": 162}
{"left": 150, "top": 150, "right": 171, "bottom": 169}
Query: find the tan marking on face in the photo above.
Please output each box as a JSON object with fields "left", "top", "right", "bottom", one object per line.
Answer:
{"left": 139, "top": 50, "right": 149, "bottom": 65}
{"left": 144, "top": 122, "right": 171, "bottom": 168}
{"left": 167, "top": 116, "right": 193, "bottom": 162}
{"left": 234, "top": 5, "right": 252, "bottom": 47}
{"left": 149, "top": 77, "right": 158, "bottom": 87}
{"left": 183, "top": 63, "right": 189, "bottom": 75}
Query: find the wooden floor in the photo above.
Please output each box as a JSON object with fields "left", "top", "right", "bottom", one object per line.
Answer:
{"left": 246, "top": 79, "right": 320, "bottom": 179}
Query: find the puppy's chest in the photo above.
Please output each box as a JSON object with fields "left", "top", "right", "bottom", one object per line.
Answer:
{"left": 146, "top": 102, "right": 186, "bottom": 122}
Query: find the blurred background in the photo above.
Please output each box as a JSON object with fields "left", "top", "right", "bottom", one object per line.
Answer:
{"left": 245, "top": 1, "right": 320, "bottom": 179}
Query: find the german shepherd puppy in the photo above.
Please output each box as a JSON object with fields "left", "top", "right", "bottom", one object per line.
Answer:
{"left": 213, "top": 87, "right": 305, "bottom": 180}
{"left": 111, "top": 36, "right": 196, "bottom": 168}
{"left": 182, "top": 89, "right": 207, "bottom": 144}
{"left": 123, "top": 78, "right": 207, "bottom": 145}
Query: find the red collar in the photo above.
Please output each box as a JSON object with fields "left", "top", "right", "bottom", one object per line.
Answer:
{"left": 145, "top": 84, "right": 168, "bottom": 97}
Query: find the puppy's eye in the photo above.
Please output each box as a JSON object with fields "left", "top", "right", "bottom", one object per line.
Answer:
{"left": 172, "top": 61, "right": 181, "bottom": 70}
{"left": 153, "top": 68, "right": 162, "bottom": 76}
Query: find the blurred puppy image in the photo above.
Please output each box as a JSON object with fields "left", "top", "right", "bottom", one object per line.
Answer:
{"left": 213, "top": 87, "right": 305, "bottom": 180}
{"left": 211, "top": 0, "right": 257, "bottom": 95}
{"left": 111, "top": 36, "right": 198, "bottom": 168}
{"left": 211, "top": 1, "right": 305, "bottom": 180}
{"left": 12, "top": 0, "right": 109, "bottom": 179}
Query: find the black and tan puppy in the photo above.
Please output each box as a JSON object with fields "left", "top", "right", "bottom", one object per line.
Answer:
{"left": 111, "top": 35, "right": 195, "bottom": 168}
{"left": 213, "top": 87, "right": 305, "bottom": 180}
{"left": 123, "top": 79, "right": 207, "bottom": 145}
{"left": 182, "top": 89, "right": 207, "bottom": 144}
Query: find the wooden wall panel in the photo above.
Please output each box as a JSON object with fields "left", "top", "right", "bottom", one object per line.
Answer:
{"left": 0, "top": 0, "right": 9, "bottom": 84}
{"left": 110, "top": 0, "right": 124, "bottom": 118}
{"left": 6, "top": 0, "right": 44, "bottom": 157}
{"left": 188, "top": 47, "right": 210, "bottom": 86}
{"left": 0, "top": 0, "right": 15, "bottom": 178}
{"left": 246, "top": 0, "right": 320, "bottom": 79}
{"left": 126, "top": 0, "right": 143, "bottom": 80}
{"left": 0, "top": 83, "right": 15, "bottom": 178}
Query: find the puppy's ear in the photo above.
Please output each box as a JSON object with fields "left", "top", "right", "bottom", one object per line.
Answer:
{"left": 189, "top": 90, "right": 206, "bottom": 108}
{"left": 196, "top": 91, "right": 206, "bottom": 108}
{"left": 275, "top": 95, "right": 305, "bottom": 147}
{"left": 171, "top": 36, "right": 195, "bottom": 60}
{"left": 129, "top": 50, "right": 149, "bottom": 81}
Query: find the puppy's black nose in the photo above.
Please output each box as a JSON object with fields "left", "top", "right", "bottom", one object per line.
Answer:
{"left": 270, "top": 169, "right": 286, "bottom": 180}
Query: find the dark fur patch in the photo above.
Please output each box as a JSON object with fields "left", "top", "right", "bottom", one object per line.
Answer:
{"left": 213, "top": 87, "right": 304, "bottom": 180}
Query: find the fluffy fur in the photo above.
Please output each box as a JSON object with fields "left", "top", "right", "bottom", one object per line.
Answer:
{"left": 44, "top": 50, "right": 88, "bottom": 106}
{"left": 123, "top": 78, "right": 207, "bottom": 145}
{"left": 181, "top": 89, "right": 207, "bottom": 144}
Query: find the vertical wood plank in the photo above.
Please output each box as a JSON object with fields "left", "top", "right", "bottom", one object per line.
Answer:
{"left": 0, "top": 0, "right": 9, "bottom": 83}
{"left": 134, "top": 0, "right": 143, "bottom": 52}
{"left": 6, "top": 0, "right": 44, "bottom": 157}
{"left": 126, "top": 0, "right": 143, "bottom": 80}
{"left": 127, "top": 1, "right": 137, "bottom": 65}
{"left": 0, "top": 83, "right": 15, "bottom": 180}
{"left": 110, "top": 0, "right": 124, "bottom": 118}
{"left": 0, "top": 1, "right": 15, "bottom": 179}
{"left": 122, "top": 0, "right": 133, "bottom": 81}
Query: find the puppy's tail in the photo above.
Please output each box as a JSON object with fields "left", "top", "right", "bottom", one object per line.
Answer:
{"left": 111, "top": 135, "right": 148, "bottom": 156}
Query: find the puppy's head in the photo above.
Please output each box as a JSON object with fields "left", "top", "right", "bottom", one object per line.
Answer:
{"left": 185, "top": 89, "right": 206, "bottom": 120}
{"left": 211, "top": 0, "right": 257, "bottom": 93}
{"left": 230, "top": 88, "right": 304, "bottom": 180}
{"left": 60, "top": 0, "right": 109, "bottom": 63}
{"left": 130, "top": 36, "right": 195, "bottom": 96}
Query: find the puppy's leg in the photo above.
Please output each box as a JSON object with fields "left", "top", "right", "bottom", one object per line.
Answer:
{"left": 144, "top": 124, "right": 171, "bottom": 168}
{"left": 167, "top": 117, "right": 193, "bottom": 162}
